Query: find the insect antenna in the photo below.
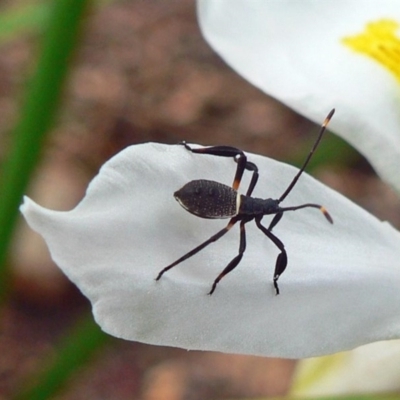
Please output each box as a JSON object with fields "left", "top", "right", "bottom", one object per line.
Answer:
{"left": 278, "top": 109, "right": 335, "bottom": 203}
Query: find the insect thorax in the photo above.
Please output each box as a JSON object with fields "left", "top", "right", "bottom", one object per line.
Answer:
{"left": 174, "top": 179, "right": 238, "bottom": 219}
{"left": 238, "top": 196, "right": 280, "bottom": 216}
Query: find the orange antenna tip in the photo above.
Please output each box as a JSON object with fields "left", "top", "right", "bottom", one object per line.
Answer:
{"left": 321, "top": 206, "right": 333, "bottom": 224}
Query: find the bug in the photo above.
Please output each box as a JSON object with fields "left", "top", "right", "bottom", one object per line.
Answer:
{"left": 156, "top": 109, "right": 335, "bottom": 295}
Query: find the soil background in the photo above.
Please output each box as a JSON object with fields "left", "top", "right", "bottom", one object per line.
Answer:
{"left": 1, "top": 1, "right": 399, "bottom": 399}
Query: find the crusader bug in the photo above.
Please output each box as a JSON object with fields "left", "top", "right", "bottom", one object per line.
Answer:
{"left": 156, "top": 109, "right": 335, "bottom": 295}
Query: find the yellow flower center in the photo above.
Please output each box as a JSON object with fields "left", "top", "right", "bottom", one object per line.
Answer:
{"left": 342, "top": 19, "right": 400, "bottom": 82}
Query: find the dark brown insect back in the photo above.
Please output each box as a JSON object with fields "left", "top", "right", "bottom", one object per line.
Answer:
{"left": 174, "top": 179, "right": 238, "bottom": 219}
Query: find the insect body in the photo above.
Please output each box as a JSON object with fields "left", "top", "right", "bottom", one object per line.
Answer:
{"left": 156, "top": 109, "right": 335, "bottom": 295}
{"left": 174, "top": 180, "right": 238, "bottom": 219}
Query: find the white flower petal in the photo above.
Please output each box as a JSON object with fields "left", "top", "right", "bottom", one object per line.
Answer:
{"left": 197, "top": 0, "right": 400, "bottom": 193}
{"left": 21, "top": 143, "right": 400, "bottom": 358}
{"left": 292, "top": 340, "right": 400, "bottom": 395}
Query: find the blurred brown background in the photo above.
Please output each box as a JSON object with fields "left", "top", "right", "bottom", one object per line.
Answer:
{"left": 1, "top": 1, "right": 399, "bottom": 399}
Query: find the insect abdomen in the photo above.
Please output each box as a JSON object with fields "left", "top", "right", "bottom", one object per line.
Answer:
{"left": 174, "top": 179, "right": 238, "bottom": 219}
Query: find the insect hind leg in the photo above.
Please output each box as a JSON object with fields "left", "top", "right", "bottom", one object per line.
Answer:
{"left": 179, "top": 142, "right": 258, "bottom": 195}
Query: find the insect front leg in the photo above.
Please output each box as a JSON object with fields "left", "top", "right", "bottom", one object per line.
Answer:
{"left": 267, "top": 212, "right": 283, "bottom": 232}
{"left": 255, "top": 217, "right": 288, "bottom": 295}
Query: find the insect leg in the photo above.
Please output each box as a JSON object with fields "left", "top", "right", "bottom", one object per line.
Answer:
{"left": 237, "top": 160, "right": 258, "bottom": 196}
{"left": 255, "top": 217, "right": 287, "bottom": 295}
{"left": 208, "top": 219, "right": 248, "bottom": 295}
{"left": 267, "top": 212, "right": 283, "bottom": 232}
{"left": 156, "top": 217, "right": 239, "bottom": 281}
{"left": 179, "top": 142, "right": 258, "bottom": 193}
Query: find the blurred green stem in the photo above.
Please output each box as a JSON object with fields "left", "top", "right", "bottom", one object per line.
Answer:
{"left": 0, "top": 0, "right": 91, "bottom": 298}
{"left": 0, "top": 2, "right": 110, "bottom": 399}
{"left": 290, "top": 130, "right": 360, "bottom": 172}
{"left": 0, "top": 0, "right": 115, "bottom": 45}
{"left": 0, "top": 2, "right": 50, "bottom": 44}
{"left": 13, "top": 315, "right": 109, "bottom": 400}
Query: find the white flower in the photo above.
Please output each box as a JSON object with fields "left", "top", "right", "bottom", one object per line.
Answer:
{"left": 292, "top": 341, "right": 400, "bottom": 395}
{"left": 21, "top": 142, "right": 400, "bottom": 358}
{"left": 197, "top": 0, "right": 400, "bottom": 193}
{"left": 196, "top": 0, "right": 400, "bottom": 390}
